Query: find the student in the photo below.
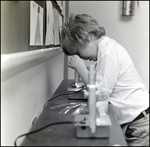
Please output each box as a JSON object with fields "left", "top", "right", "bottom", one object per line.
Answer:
{"left": 60, "top": 13, "right": 149, "bottom": 146}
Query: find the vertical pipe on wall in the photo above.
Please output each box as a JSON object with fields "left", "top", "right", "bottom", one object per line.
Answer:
{"left": 63, "top": 1, "right": 69, "bottom": 79}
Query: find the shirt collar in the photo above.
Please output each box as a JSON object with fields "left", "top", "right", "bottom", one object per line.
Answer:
{"left": 98, "top": 36, "right": 110, "bottom": 49}
{"left": 96, "top": 36, "right": 110, "bottom": 60}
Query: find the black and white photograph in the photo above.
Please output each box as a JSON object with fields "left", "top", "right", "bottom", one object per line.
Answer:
{"left": 1, "top": 1, "right": 149, "bottom": 146}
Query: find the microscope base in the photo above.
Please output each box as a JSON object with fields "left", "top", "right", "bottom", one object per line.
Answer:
{"left": 75, "top": 114, "right": 110, "bottom": 138}
{"left": 76, "top": 125, "right": 109, "bottom": 138}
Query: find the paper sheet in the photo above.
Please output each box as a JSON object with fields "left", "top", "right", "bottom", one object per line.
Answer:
{"left": 53, "top": 8, "right": 60, "bottom": 45}
{"left": 45, "top": 1, "right": 54, "bottom": 45}
{"left": 30, "top": 1, "right": 43, "bottom": 46}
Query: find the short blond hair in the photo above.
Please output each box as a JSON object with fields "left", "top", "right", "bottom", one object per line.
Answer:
{"left": 60, "top": 13, "right": 106, "bottom": 55}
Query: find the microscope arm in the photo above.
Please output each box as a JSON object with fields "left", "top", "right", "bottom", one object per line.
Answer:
{"left": 84, "top": 65, "right": 97, "bottom": 134}
{"left": 88, "top": 84, "right": 96, "bottom": 133}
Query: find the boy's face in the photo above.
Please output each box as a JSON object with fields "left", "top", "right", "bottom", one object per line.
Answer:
{"left": 76, "top": 40, "right": 98, "bottom": 61}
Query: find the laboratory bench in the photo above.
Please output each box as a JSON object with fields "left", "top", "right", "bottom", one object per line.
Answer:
{"left": 20, "top": 79, "right": 128, "bottom": 146}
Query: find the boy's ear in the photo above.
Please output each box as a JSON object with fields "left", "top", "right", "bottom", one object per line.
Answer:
{"left": 63, "top": 48, "right": 72, "bottom": 56}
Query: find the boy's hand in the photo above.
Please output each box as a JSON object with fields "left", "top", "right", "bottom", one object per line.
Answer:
{"left": 68, "top": 55, "right": 85, "bottom": 70}
{"left": 68, "top": 55, "right": 88, "bottom": 85}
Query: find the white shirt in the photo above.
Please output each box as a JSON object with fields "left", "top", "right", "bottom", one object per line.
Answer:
{"left": 95, "top": 36, "right": 149, "bottom": 125}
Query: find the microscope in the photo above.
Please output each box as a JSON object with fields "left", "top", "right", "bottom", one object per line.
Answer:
{"left": 74, "top": 65, "right": 111, "bottom": 138}
{"left": 68, "top": 70, "right": 86, "bottom": 100}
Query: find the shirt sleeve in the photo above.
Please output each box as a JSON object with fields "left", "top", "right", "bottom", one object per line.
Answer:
{"left": 96, "top": 54, "right": 120, "bottom": 93}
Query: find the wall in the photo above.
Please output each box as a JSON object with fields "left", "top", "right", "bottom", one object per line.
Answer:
{"left": 1, "top": 1, "right": 63, "bottom": 54}
{"left": 1, "top": 1, "right": 30, "bottom": 54}
{"left": 68, "top": 1, "right": 149, "bottom": 90}
{"left": 1, "top": 51, "right": 64, "bottom": 146}
{"left": 1, "top": 1, "right": 65, "bottom": 146}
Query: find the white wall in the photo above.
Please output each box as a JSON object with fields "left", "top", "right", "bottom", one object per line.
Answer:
{"left": 1, "top": 51, "right": 64, "bottom": 146}
{"left": 1, "top": 1, "right": 67, "bottom": 146}
{"left": 68, "top": 1, "right": 149, "bottom": 90}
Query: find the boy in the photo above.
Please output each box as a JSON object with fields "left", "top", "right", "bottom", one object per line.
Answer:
{"left": 60, "top": 13, "right": 149, "bottom": 146}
